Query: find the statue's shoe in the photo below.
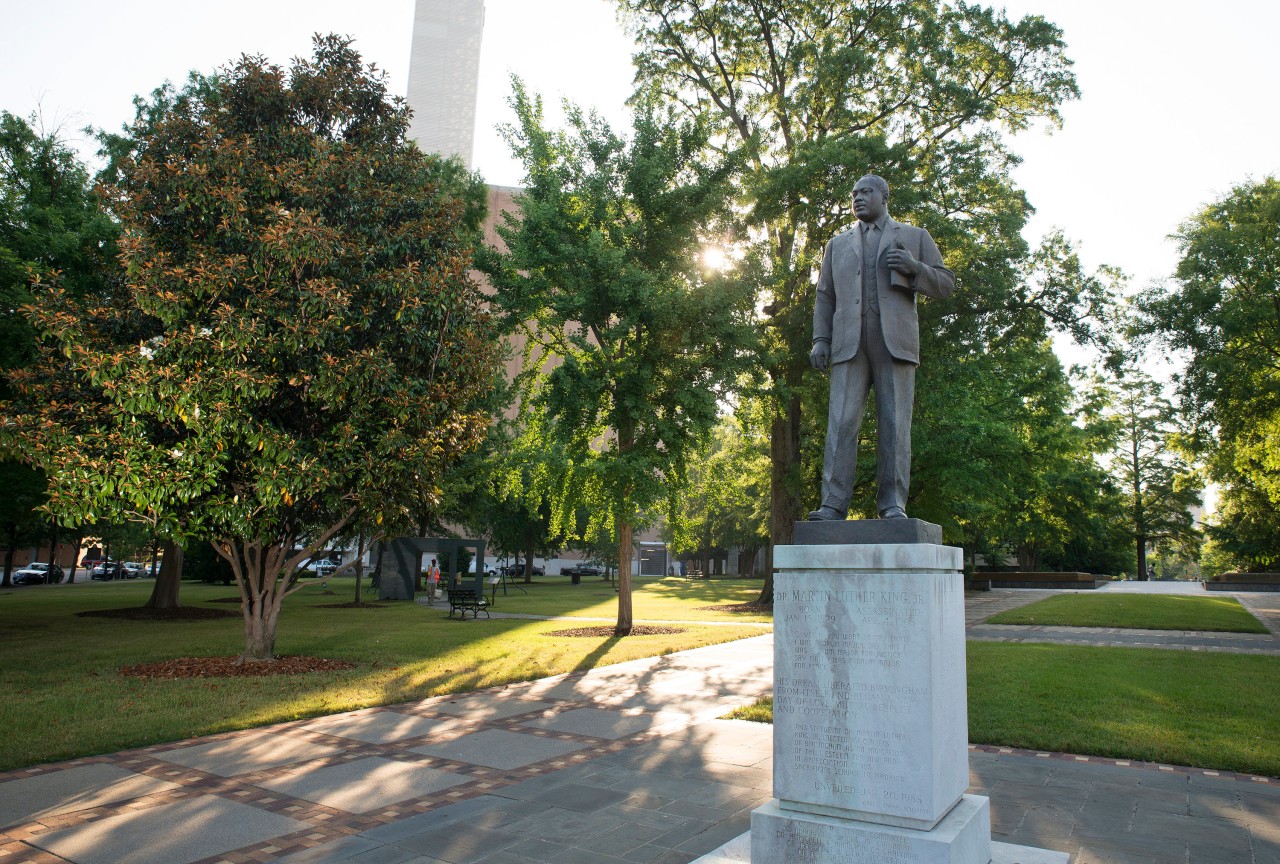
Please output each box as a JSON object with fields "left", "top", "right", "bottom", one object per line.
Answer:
{"left": 806, "top": 506, "right": 844, "bottom": 521}
{"left": 879, "top": 506, "right": 908, "bottom": 519}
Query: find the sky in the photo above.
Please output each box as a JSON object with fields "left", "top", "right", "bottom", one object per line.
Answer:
{"left": 4, "top": 0, "right": 1279, "bottom": 340}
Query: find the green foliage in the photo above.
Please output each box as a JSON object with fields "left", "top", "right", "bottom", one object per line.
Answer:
{"left": 671, "top": 399, "right": 770, "bottom": 570}
{"left": 479, "top": 79, "right": 759, "bottom": 627}
{"left": 1092, "top": 366, "right": 1202, "bottom": 577}
{"left": 0, "top": 112, "right": 120, "bottom": 575}
{"left": 907, "top": 335, "right": 1126, "bottom": 571}
{"left": 615, "top": 0, "right": 1092, "bottom": 546}
{"left": 4, "top": 36, "right": 496, "bottom": 544}
{"left": 1205, "top": 477, "right": 1280, "bottom": 572}
{"left": 1140, "top": 176, "right": 1280, "bottom": 571}
{"left": 0, "top": 111, "right": 118, "bottom": 378}
{"left": 1, "top": 36, "right": 499, "bottom": 658}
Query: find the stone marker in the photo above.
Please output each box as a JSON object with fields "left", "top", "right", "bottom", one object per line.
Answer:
{"left": 689, "top": 521, "right": 1067, "bottom": 864}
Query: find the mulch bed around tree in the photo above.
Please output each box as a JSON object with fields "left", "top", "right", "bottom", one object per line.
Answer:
{"left": 696, "top": 602, "right": 772, "bottom": 615}
{"left": 77, "top": 607, "right": 240, "bottom": 621}
{"left": 120, "top": 656, "right": 357, "bottom": 679}
{"left": 546, "top": 625, "right": 687, "bottom": 637}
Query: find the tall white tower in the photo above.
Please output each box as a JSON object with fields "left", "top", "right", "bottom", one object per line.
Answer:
{"left": 405, "top": 0, "right": 485, "bottom": 168}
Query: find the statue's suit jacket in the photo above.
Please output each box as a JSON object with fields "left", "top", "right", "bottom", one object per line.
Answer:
{"left": 812, "top": 218, "right": 954, "bottom": 365}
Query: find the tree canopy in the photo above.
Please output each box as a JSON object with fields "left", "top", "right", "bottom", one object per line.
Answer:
{"left": 0, "top": 111, "right": 120, "bottom": 585}
{"left": 612, "top": 0, "right": 1103, "bottom": 587}
{"left": 1, "top": 36, "right": 499, "bottom": 659}
{"left": 1140, "top": 176, "right": 1280, "bottom": 571}
{"left": 480, "top": 80, "right": 757, "bottom": 632}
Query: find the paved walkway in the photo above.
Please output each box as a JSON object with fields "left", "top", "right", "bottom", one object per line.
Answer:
{"left": 4, "top": 587, "right": 1280, "bottom": 863}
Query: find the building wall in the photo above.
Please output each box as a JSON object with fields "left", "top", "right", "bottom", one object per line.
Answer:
{"left": 405, "top": 0, "right": 485, "bottom": 167}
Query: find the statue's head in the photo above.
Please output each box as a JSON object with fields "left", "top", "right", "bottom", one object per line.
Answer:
{"left": 853, "top": 175, "right": 889, "bottom": 223}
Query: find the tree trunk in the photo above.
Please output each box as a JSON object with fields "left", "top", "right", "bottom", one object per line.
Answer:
{"left": 224, "top": 539, "right": 288, "bottom": 663}
{"left": 352, "top": 530, "right": 366, "bottom": 606}
{"left": 760, "top": 390, "right": 803, "bottom": 604}
{"left": 47, "top": 525, "right": 59, "bottom": 574}
{"left": 144, "top": 540, "right": 183, "bottom": 609}
{"left": 371, "top": 540, "right": 385, "bottom": 593}
{"left": 616, "top": 518, "right": 634, "bottom": 635}
{"left": 66, "top": 531, "right": 82, "bottom": 583}
{"left": 523, "top": 528, "right": 535, "bottom": 584}
{"left": 2, "top": 524, "right": 15, "bottom": 587}
{"left": 242, "top": 599, "right": 281, "bottom": 662}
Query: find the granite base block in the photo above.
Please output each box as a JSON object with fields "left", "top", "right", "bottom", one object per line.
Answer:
{"left": 692, "top": 832, "right": 1068, "bottom": 864}
{"left": 750, "top": 795, "right": 992, "bottom": 864}
{"left": 794, "top": 518, "right": 942, "bottom": 546}
{"left": 770, "top": 563, "right": 969, "bottom": 826}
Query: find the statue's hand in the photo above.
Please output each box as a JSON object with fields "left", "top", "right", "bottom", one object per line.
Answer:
{"left": 810, "top": 341, "right": 831, "bottom": 372}
{"left": 886, "top": 242, "right": 921, "bottom": 279}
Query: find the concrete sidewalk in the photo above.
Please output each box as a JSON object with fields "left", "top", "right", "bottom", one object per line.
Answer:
{"left": 4, "top": 587, "right": 1280, "bottom": 863}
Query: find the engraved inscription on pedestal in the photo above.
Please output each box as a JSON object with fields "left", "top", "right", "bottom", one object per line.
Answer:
{"left": 771, "top": 558, "right": 968, "bottom": 829}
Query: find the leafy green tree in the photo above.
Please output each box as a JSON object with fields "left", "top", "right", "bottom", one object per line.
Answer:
{"left": 2, "top": 37, "right": 498, "bottom": 661}
{"left": 614, "top": 0, "right": 1088, "bottom": 591}
{"left": 1139, "top": 177, "right": 1280, "bottom": 567}
{"left": 672, "top": 400, "right": 770, "bottom": 576}
{"left": 1204, "top": 478, "right": 1280, "bottom": 572}
{"left": 0, "top": 112, "right": 119, "bottom": 586}
{"left": 1096, "top": 368, "right": 1202, "bottom": 579}
{"left": 444, "top": 417, "right": 567, "bottom": 584}
{"left": 480, "top": 81, "right": 757, "bottom": 633}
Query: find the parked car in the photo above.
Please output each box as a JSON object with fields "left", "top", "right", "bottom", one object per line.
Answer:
{"left": 121, "top": 562, "right": 147, "bottom": 579}
{"left": 13, "top": 563, "right": 64, "bottom": 585}
{"left": 501, "top": 562, "right": 544, "bottom": 578}
{"left": 468, "top": 560, "right": 497, "bottom": 578}
{"left": 80, "top": 557, "right": 106, "bottom": 571}
{"left": 91, "top": 561, "right": 121, "bottom": 580}
{"left": 562, "top": 561, "right": 606, "bottom": 578}
{"left": 313, "top": 559, "right": 342, "bottom": 577}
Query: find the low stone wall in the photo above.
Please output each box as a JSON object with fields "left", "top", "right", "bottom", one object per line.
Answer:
{"left": 1206, "top": 572, "right": 1280, "bottom": 592}
{"left": 969, "top": 571, "right": 1101, "bottom": 590}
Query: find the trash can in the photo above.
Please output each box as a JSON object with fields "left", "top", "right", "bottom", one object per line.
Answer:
{"left": 571, "top": 572, "right": 581, "bottom": 585}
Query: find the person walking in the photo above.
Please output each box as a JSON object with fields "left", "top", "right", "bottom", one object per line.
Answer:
{"left": 425, "top": 558, "right": 441, "bottom": 605}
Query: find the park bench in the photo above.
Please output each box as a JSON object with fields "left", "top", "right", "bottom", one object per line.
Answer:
{"left": 446, "top": 588, "right": 489, "bottom": 620}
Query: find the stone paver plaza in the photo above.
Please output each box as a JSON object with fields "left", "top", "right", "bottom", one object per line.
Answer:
{"left": 2, "top": 587, "right": 1279, "bottom": 863}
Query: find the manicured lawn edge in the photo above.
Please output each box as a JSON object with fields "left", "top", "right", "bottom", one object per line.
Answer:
{"left": 985, "top": 594, "right": 1268, "bottom": 633}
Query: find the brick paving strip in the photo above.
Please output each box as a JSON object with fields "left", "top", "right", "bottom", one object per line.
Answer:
{"left": 0, "top": 690, "right": 713, "bottom": 864}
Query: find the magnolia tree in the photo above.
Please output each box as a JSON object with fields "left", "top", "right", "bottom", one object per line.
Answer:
{"left": 2, "top": 37, "right": 498, "bottom": 661}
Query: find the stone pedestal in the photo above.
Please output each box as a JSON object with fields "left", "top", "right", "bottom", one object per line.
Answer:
{"left": 690, "top": 535, "right": 1068, "bottom": 864}
{"left": 770, "top": 544, "right": 968, "bottom": 829}
{"left": 753, "top": 541, "right": 990, "bottom": 863}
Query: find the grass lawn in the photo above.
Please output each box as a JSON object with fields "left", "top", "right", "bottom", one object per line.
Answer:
{"left": 0, "top": 576, "right": 769, "bottom": 772}
{"left": 727, "top": 643, "right": 1280, "bottom": 777}
{"left": 492, "top": 573, "right": 772, "bottom": 622}
{"left": 984, "top": 593, "right": 1268, "bottom": 633}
